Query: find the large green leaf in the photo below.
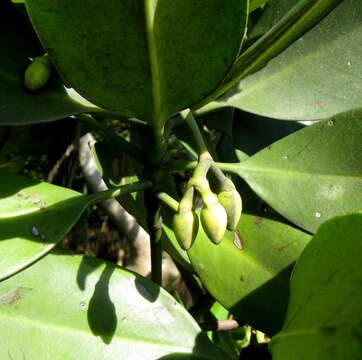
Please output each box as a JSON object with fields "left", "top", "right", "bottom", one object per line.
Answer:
{"left": 0, "top": 1, "right": 95, "bottom": 125}
{"left": 187, "top": 214, "right": 311, "bottom": 335}
{"left": 0, "top": 171, "right": 91, "bottom": 280}
{"left": 0, "top": 250, "right": 229, "bottom": 359}
{"left": 0, "top": 170, "right": 151, "bottom": 281}
{"left": 270, "top": 212, "right": 362, "bottom": 359}
{"left": 25, "top": 0, "right": 247, "bottom": 126}
{"left": 229, "top": 111, "right": 362, "bottom": 233}
{"left": 198, "top": 0, "right": 362, "bottom": 120}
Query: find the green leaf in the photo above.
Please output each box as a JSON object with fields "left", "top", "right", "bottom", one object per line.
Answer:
{"left": 233, "top": 111, "right": 304, "bottom": 156}
{"left": 24, "top": 0, "right": 248, "bottom": 126}
{"left": 198, "top": 0, "right": 362, "bottom": 120}
{"left": 270, "top": 212, "right": 362, "bottom": 360}
{"left": 247, "top": 0, "right": 295, "bottom": 42}
{"left": 249, "top": 0, "right": 270, "bottom": 13}
{"left": 0, "top": 1, "right": 93, "bottom": 125}
{"left": 230, "top": 111, "right": 362, "bottom": 233}
{"left": 187, "top": 214, "right": 311, "bottom": 335}
{"left": 0, "top": 250, "right": 229, "bottom": 359}
{"left": 0, "top": 170, "right": 151, "bottom": 281}
{"left": 0, "top": 171, "right": 91, "bottom": 280}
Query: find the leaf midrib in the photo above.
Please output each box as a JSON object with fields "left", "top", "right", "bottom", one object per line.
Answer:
{"left": 144, "top": 0, "right": 162, "bottom": 125}
{"left": 237, "top": 165, "right": 362, "bottom": 179}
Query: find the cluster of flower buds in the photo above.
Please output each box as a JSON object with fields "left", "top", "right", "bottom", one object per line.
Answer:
{"left": 173, "top": 153, "right": 242, "bottom": 249}
{"left": 24, "top": 54, "right": 52, "bottom": 91}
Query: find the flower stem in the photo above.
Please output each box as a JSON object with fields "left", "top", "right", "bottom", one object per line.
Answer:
{"left": 157, "top": 192, "right": 179, "bottom": 212}
{"left": 180, "top": 109, "right": 209, "bottom": 156}
{"left": 88, "top": 180, "right": 152, "bottom": 204}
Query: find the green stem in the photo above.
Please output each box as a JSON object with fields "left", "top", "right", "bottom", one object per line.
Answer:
{"left": 193, "top": 159, "right": 212, "bottom": 180}
{"left": 209, "top": 164, "right": 236, "bottom": 191}
{"left": 144, "top": 190, "right": 163, "bottom": 285}
{"left": 209, "top": 164, "right": 227, "bottom": 185}
{"left": 88, "top": 180, "right": 152, "bottom": 204}
{"left": 151, "top": 225, "right": 163, "bottom": 284}
{"left": 169, "top": 159, "right": 241, "bottom": 177}
{"left": 215, "top": 162, "right": 241, "bottom": 175}
{"left": 152, "top": 124, "right": 167, "bottom": 164}
{"left": 180, "top": 109, "right": 209, "bottom": 156}
{"left": 157, "top": 192, "right": 179, "bottom": 212}
{"left": 139, "top": 122, "right": 169, "bottom": 286}
{"left": 179, "top": 186, "right": 194, "bottom": 212}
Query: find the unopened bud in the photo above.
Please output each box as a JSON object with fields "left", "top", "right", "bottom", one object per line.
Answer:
{"left": 173, "top": 210, "right": 199, "bottom": 250}
{"left": 24, "top": 55, "right": 52, "bottom": 91}
{"left": 200, "top": 191, "right": 227, "bottom": 244}
{"left": 218, "top": 190, "right": 242, "bottom": 230}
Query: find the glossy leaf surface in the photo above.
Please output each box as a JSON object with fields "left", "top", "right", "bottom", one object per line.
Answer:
{"left": 0, "top": 250, "right": 228, "bottom": 359}
{"left": 25, "top": 0, "right": 247, "bottom": 125}
{"left": 0, "top": 171, "right": 91, "bottom": 280}
{"left": 233, "top": 111, "right": 362, "bottom": 233}
{"left": 199, "top": 0, "right": 362, "bottom": 120}
{"left": 0, "top": 1, "right": 92, "bottom": 125}
{"left": 187, "top": 214, "right": 311, "bottom": 335}
{"left": 271, "top": 213, "right": 362, "bottom": 359}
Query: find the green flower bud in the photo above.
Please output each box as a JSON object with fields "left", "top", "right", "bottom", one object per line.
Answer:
{"left": 200, "top": 191, "right": 227, "bottom": 244}
{"left": 24, "top": 55, "right": 52, "bottom": 91}
{"left": 173, "top": 210, "right": 199, "bottom": 250}
{"left": 218, "top": 189, "right": 242, "bottom": 231}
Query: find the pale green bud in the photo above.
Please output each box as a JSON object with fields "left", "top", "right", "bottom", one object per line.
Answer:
{"left": 218, "top": 189, "right": 242, "bottom": 230}
{"left": 200, "top": 191, "right": 227, "bottom": 244}
{"left": 24, "top": 55, "right": 52, "bottom": 91}
{"left": 173, "top": 209, "right": 199, "bottom": 250}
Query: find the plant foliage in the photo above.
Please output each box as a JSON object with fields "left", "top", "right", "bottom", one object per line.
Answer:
{"left": 0, "top": 0, "right": 361, "bottom": 359}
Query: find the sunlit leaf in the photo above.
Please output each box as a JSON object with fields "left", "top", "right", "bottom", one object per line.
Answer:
{"left": 271, "top": 212, "right": 362, "bottom": 360}
{"left": 0, "top": 250, "right": 229, "bottom": 359}
{"left": 198, "top": 0, "right": 361, "bottom": 120}
{"left": 232, "top": 111, "right": 362, "bottom": 233}
{"left": 0, "top": 171, "right": 91, "bottom": 280}
{"left": 187, "top": 214, "right": 311, "bottom": 335}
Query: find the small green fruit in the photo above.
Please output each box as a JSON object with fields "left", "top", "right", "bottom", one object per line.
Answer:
{"left": 173, "top": 210, "right": 199, "bottom": 250}
{"left": 218, "top": 190, "right": 242, "bottom": 230}
{"left": 200, "top": 192, "right": 227, "bottom": 244}
{"left": 24, "top": 55, "right": 52, "bottom": 91}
